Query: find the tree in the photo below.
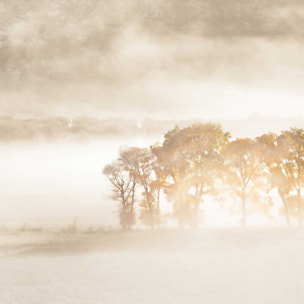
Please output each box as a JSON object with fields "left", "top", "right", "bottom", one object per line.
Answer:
{"left": 119, "top": 147, "right": 158, "bottom": 228}
{"left": 223, "top": 137, "right": 266, "bottom": 227}
{"left": 150, "top": 144, "right": 169, "bottom": 228}
{"left": 276, "top": 128, "right": 304, "bottom": 227}
{"left": 103, "top": 160, "right": 137, "bottom": 230}
{"left": 157, "top": 123, "right": 230, "bottom": 227}
{"left": 260, "top": 133, "right": 293, "bottom": 226}
{"left": 155, "top": 126, "right": 193, "bottom": 226}
{"left": 184, "top": 123, "right": 230, "bottom": 226}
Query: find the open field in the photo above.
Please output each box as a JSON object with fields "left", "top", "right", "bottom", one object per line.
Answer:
{"left": 1, "top": 228, "right": 304, "bottom": 304}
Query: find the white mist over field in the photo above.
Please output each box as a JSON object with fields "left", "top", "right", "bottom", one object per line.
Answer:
{"left": 0, "top": 137, "right": 288, "bottom": 230}
{"left": 0, "top": 137, "right": 159, "bottom": 229}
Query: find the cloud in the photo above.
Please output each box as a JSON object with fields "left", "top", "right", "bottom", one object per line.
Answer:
{"left": 0, "top": 0, "right": 304, "bottom": 118}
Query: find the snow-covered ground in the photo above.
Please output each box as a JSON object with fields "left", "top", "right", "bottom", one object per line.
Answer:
{"left": 1, "top": 228, "right": 304, "bottom": 304}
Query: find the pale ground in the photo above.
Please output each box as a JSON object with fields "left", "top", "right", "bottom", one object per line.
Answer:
{"left": 1, "top": 228, "right": 304, "bottom": 304}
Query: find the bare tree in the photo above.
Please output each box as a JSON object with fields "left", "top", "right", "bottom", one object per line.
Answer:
{"left": 119, "top": 147, "right": 157, "bottom": 228}
{"left": 103, "top": 160, "right": 137, "bottom": 230}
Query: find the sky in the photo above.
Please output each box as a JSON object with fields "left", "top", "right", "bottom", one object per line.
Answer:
{"left": 1, "top": 0, "right": 304, "bottom": 119}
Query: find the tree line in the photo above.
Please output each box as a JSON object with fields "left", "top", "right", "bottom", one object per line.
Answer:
{"left": 103, "top": 123, "right": 304, "bottom": 229}
{"left": 0, "top": 116, "right": 146, "bottom": 141}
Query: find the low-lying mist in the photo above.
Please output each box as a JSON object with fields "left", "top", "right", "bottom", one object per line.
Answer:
{"left": 0, "top": 139, "right": 290, "bottom": 230}
{"left": 1, "top": 117, "right": 304, "bottom": 230}
{"left": 0, "top": 136, "right": 158, "bottom": 230}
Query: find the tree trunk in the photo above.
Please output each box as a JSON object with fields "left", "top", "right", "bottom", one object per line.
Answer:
{"left": 143, "top": 186, "right": 154, "bottom": 229}
{"left": 156, "top": 185, "right": 160, "bottom": 230}
{"left": 241, "top": 192, "right": 246, "bottom": 228}
{"left": 279, "top": 190, "right": 290, "bottom": 228}
{"left": 131, "top": 178, "right": 136, "bottom": 211}
{"left": 298, "top": 189, "right": 302, "bottom": 228}
{"left": 297, "top": 166, "right": 302, "bottom": 228}
{"left": 191, "top": 185, "right": 203, "bottom": 229}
